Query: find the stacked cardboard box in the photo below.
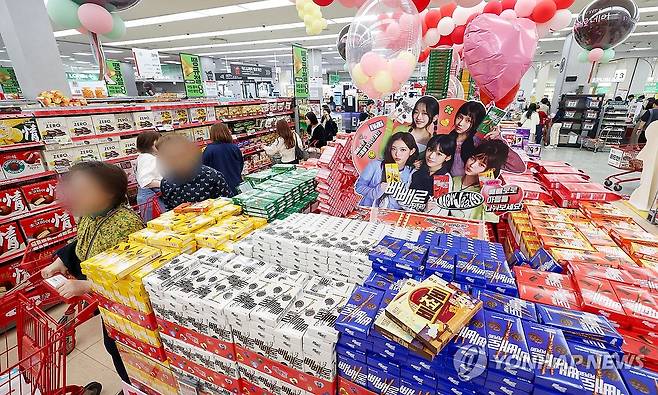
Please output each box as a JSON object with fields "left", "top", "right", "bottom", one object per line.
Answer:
{"left": 315, "top": 133, "right": 360, "bottom": 217}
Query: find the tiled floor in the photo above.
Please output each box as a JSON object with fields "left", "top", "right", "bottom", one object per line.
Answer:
{"left": 539, "top": 146, "right": 640, "bottom": 195}
{"left": 1, "top": 305, "right": 122, "bottom": 395}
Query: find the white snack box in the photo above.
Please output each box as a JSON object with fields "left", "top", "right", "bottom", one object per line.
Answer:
{"left": 96, "top": 141, "right": 122, "bottom": 161}
{"left": 119, "top": 137, "right": 138, "bottom": 156}
{"left": 115, "top": 113, "right": 135, "bottom": 132}
{"left": 66, "top": 115, "right": 95, "bottom": 138}
{"left": 70, "top": 145, "right": 102, "bottom": 163}
{"left": 133, "top": 111, "right": 155, "bottom": 129}
{"left": 36, "top": 117, "right": 71, "bottom": 144}
{"left": 91, "top": 114, "right": 118, "bottom": 134}
{"left": 43, "top": 147, "right": 75, "bottom": 173}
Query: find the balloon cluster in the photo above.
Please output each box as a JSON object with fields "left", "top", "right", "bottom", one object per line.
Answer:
{"left": 418, "top": 0, "right": 573, "bottom": 62}
{"left": 578, "top": 48, "right": 615, "bottom": 63}
{"left": 296, "top": 0, "right": 328, "bottom": 35}
{"left": 347, "top": 0, "right": 422, "bottom": 99}
{"left": 47, "top": 0, "right": 135, "bottom": 39}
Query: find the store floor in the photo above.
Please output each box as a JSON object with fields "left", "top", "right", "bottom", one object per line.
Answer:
{"left": 1, "top": 305, "right": 122, "bottom": 395}
{"left": 540, "top": 147, "right": 640, "bottom": 195}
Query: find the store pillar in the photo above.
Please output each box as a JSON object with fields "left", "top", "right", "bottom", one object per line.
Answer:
{"left": 0, "top": 0, "right": 70, "bottom": 98}
{"left": 551, "top": 35, "right": 592, "bottom": 108}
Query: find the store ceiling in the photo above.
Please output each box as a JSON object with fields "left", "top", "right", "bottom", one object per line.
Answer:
{"left": 2, "top": 0, "right": 658, "bottom": 73}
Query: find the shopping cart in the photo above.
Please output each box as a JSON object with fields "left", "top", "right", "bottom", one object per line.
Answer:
{"left": 132, "top": 193, "right": 164, "bottom": 222}
{"left": 604, "top": 144, "right": 644, "bottom": 191}
{"left": 0, "top": 270, "right": 97, "bottom": 395}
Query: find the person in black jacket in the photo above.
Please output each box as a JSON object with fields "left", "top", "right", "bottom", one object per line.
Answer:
{"left": 321, "top": 105, "right": 338, "bottom": 141}
{"left": 202, "top": 122, "right": 244, "bottom": 195}
{"left": 306, "top": 112, "right": 327, "bottom": 148}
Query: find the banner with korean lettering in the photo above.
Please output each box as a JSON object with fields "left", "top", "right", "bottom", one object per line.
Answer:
{"left": 180, "top": 53, "right": 204, "bottom": 98}
{"left": 292, "top": 45, "right": 309, "bottom": 99}
{"left": 350, "top": 97, "right": 526, "bottom": 222}
{"left": 0, "top": 66, "right": 21, "bottom": 95}
{"left": 105, "top": 60, "right": 127, "bottom": 96}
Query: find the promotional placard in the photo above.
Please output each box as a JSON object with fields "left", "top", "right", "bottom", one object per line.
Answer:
{"left": 351, "top": 97, "right": 526, "bottom": 221}
{"left": 132, "top": 48, "right": 163, "bottom": 79}
{"left": 180, "top": 53, "right": 204, "bottom": 98}
{"left": 105, "top": 60, "right": 127, "bottom": 96}
{"left": 292, "top": 45, "right": 309, "bottom": 99}
{"left": 229, "top": 64, "right": 272, "bottom": 78}
{"left": 0, "top": 66, "right": 21, "bottom": 95}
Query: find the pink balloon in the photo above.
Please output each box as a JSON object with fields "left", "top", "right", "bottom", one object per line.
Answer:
{"left": 338, "top": 0, "right": 357, "bottom": 7}
{"left": 588, "top": 48, "right": 604, "bottom": 62}
{"left": 382, "top": 0, "right": 401, "bottom": 8}
{"left": 78, "top": 3, "right": 114, "bottom": 34}
{"left": 390, "top": 58, "right": 414, "bottom": 83}
{"left": 76, "top": 27, "right": 89, "bottom": 35}
{"left": 385, "top": 22, "right": 402, "bottom": 45}
{"left": 399, "top": 12, "right": 418, "bottom": 34}
{"left": 360, "top": 51, "right": 387, "bottom": 77}
{"left": 463, "top": 14, "right": 538, "bottom": 101}
{"left": 499, "top": 8, "right": 517, "bottom": 19}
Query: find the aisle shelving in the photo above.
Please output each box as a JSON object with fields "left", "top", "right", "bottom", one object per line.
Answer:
{"left": 557, "top": 94, "right": 604, "bottom": 147}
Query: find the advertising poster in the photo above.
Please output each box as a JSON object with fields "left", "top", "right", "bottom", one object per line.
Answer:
{"left": 0, "top": 66, "right": 21, "bottom": 95}
{"left": 351, "top": 96, "right": 525, "bottom": 222}
{"left": 105, "top": 60, "right": 127, "bottom": 96}
{"left": 132, "top": 48, "right": 163, "bottom": 79}
{"left": 180, "top": 53, "right": 204, "bottom": 98}
{"left": 292, "top": 45, "right": 309, "bottom": 99}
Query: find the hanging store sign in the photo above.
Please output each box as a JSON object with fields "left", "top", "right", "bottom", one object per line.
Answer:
{"left": 0, "top": 67, "right": 21, "bottom": 95}
{"left": 180, "top": 53, "right": 204, "bottom": 98}
{"left": 105, "top": 60, "right": 127, "bottom": 96}
{"left": 132, "top": 48, "right": 163, "bottom": 79}
{"left": 230, "top": 64, "right": 272, "bottom": 78}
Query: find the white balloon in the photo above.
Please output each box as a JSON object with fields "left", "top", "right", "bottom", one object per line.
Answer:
{"left": 452, "top": 6, "right": 472, "bottom": 25}
{"left": 424, "top": 28, "right": 441, "bottom": 46}
{"left": 437, "top": 16, "right": 455, "bottom": 36}
{"left": 500, "top": 9, "right": 517, "bottom": 19}
{"left": 513, "top": 0, "right": 536, "bottom": 18}
{"left": 548, "top": 9, "right": 572, "bottom": 31}
{"left": 536, "top": 21, "right": 551, "bottom": 37}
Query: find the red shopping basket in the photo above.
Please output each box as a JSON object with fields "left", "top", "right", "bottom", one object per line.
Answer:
{"left": 132, "top": 193, "right": 163, "bottom": 222}
{"left": 0, "top": 272, "right": 97, "bottom": 395}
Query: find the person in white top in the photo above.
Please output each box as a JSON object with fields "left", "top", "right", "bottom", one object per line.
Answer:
{"left": 264, "top": 119, "right": 303, "bottom": 164}
{"left": 520, "top": 103, "right": 541, "bottom": 142}
{"left": 135, "top": 130, "right": 165, "bottom": 220}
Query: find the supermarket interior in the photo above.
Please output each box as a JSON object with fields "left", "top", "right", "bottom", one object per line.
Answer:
{"left": 2, "top": 0, "right": 658, "bottom": 394}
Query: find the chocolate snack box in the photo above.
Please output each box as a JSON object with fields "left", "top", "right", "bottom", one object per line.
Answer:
{"left": 549, "top": 247, "right": 626, "bottom": 268}
{"left": 483, "top": 310, "right": 533, "bottom": 382}
{"left": 454, "top": 253, "right": 486, "bottom": 287}
{"left": 568, "top": 343, "right": 631, "bottom": 395}
{"left": 20, "top": 179, "right": 57, "bottom": 209}
{"left": 612, "top": 283, "right": 658, "bottom": 333}
{"left": 574, "top": 277, "right": 626, "bottom": 325}
{"left": 475, "top": 289, "right": 537, "bottom": 322}
{"left": 384, "top": 274, "right": 482, "bottom": 355}
{"left": 485, "top": 370, "right": 533, "bottom": 393}
{"left": 618, "top": 329, "right": 658, "bottom": 372}
{"left": 444, "top": 308, "right": 488, "bottom": 375}
{"left": 368, "top": 236, "right": 405, "bottom": 266}
{"left": 339, "top": 356, "right": 368, "bottom": 387}
{"left": 536, "top": 305, "right": 623, "bottom": 349}
{"left": 529, "top": 248, "right": 562, "bottom": 273}
{"left": 513, "top": 266, "right": 575, "bottom": 291}
{"left": 619, "top": 365, "right": 658, "bottom": 395}
{"left": 569, "top": 263, "right": 636, "bottom": 286}
{"left": 522, "top": 321, "right": 583, "bottom": 393}
{"left": 367, "top": 366, "right": 400, "bottom": 395}
{"left": 393, "top": 241, "right": 428, "bottom": 271}
{"left": 336, "top": 286, "right": 384, "bottom": 340}
{"left": 425, "top": 247, "right": 455, "bottom": 281}
{"left": 518, "top": 283, "right": 581, "bottom": 311}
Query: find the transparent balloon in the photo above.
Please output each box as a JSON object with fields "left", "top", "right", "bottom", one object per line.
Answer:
{"left": 447, "top": 75, "right": 464, "bottom": 98}
{"left": 346, "top": 0, "right": 422, "bottom": 99}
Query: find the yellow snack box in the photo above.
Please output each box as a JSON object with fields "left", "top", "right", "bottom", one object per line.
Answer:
{"left": 209, "top": 203, "right": 242, "bottom": 220}
{"left": 171, "top": 215, "right": 215, "bottom": 234}
{"left": 129, "top": 228, "right": 160, "bottom": 245}
{"left": 147, "top": 214, "right": 190, "bottom": 231}
{"left": 195, "top": 226, "right": 231, "bottom": 249}
{"left": 173, "top": 199, "right": 214, "bottom": 213}
{"left": 146, "top": 230, "right": 196, "bottom": 249}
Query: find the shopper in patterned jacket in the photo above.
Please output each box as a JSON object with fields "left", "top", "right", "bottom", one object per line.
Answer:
{"left": 157, "top": 134, "right": 234, "bottom": 210}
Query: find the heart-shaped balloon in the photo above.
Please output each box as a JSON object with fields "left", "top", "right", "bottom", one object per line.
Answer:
{"left": 462, "top": 14, "right": 537, "bottom": 101}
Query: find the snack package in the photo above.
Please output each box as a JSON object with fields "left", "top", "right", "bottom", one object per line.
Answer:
{"left": 0, "top": 150, "right": 46, "bottom": 179}
{"left": 18, "top": 208, "right": 75, "bottom": 240}
{"left": 0, "top": 187, "right": 28, "bottom": 218}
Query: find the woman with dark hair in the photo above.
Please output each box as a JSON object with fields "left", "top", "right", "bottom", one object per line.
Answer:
{"left": 448, "top": 101, "right": 487, "bottom": 177}
{"left": 321, "top": 105, "right": 338, "bottom": 140}
{"left": 355, "top": 132, "right": 419, "bottom": 209}
{"left": 41, "top": 161, "right": 144, "bottom": 394}
{"left": 202, "top": 122, "right": 244, "bottom": 195}
{"left": 265, "top": 119, "right": 304, "bottom": 164}
{"left": 520, "top": 103, "right": 541, "bottom": 143}
{"left": 450, "top": 139, "right": 509, "bottom": 221}
{"left": 135, "top": 130, "right": 164, "bottom": 221}
{"left": 410, "top": 134, "right": 456, "bottom": 200}
{"left": 306, "top": 112, "right": 327, "bottom": 148}
{"left": 409, "top": 96, "right": 440, "bottom": 155}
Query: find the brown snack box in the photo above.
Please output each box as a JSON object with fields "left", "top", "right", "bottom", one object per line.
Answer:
{"left": 18, "top": 208, "right": 75, "bottom": 240}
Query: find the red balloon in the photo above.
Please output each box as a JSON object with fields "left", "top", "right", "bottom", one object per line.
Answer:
{"left": 450, "top": 25, "right": 466, "bottom": 44}
{"left": 422, "top": 15, "right": 429, "bottom": 35}
{"left": 439, "top": 2, "right": 457, "bottom": 17}
{"left": 436, "top": 35, "right": 453, "bottom": 47}
{"left": 495, "top": 83, "right": 520, "bottom": 109}
{"left": 413, "top": 0, "right": 431, "bottom": 12}
{"left": 532, "top": 0, "right": 557, "bottom": 23}
{"left": 425, "top": 9, "right": 442, "bottom": 28}
{"left": 313, "top": 0, "right": 334, "bottom": 5}
{"left": 419, "top": 48, "right": 431, "bottom": 63}
{"left": 501, "top": 0, "right": 516, "bottom": 10}
{"left": 483, "top": 0, "right": 503, "bottom": 14}
{"left": 554, "top": 0, "right": 574, "bottom": 8}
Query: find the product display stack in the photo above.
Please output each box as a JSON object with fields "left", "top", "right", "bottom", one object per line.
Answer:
{"left": 79, "top": 198, "right": 268, "bottom": 394}
{"left": 314, "top": 133, "right": 360, "bottom": 217}
{"left": 233, "top": 166, "right": 318, "bottom": 220}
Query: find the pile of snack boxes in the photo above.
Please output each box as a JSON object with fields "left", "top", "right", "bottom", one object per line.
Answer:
{"left": 336, "top": 231, "right": 658, "bottom": 395}
{"left": 215, "top": 100, "right": 292, "bottom": 121}
{"left": 313, "top": 132, "right": 361, "bottom": 217}
{"left": 234, "top": 166, "right": 319, "bottom": 221}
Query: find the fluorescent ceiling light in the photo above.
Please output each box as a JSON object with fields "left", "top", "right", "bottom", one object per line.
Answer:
{"left": 227, "top": 54, "right": 293, "bottom": 60}
{"left": 0, "top": 59, "right": 11, "bottom": 63}
{"left": 72, "top": 52, "right": 92, "bottom": 56}
{"left": 628, "top": 47, "right": 653, "bottom": 51}
{"left": 194, "top": 35, "right": 338, "bottom": 55}
{"left": 75, "top": 60, "right": 90, "bottom": 63}
{"left": 54, "top": 0, "right": 293, "bottom": 38}
{"left": 630, "top": 31, "right": 658, "bottom": 36}
{"left": 203, "top": 47, "right": 291, "bottom": 56}
{"left": 103, "top": 49, "right": 124, "bottom": 54}
{"left": 538, "top": 37, "right": 565, "bottom": 42}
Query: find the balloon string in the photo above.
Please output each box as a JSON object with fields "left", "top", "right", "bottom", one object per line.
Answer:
{"left": 90, "top": 32, "right": 111, "bottom": 83}
{"left": 587, "top": 61, "right": 595, "bottom": 83}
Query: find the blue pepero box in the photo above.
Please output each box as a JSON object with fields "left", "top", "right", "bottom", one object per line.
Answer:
{"left": 367, "top": 366, "right": 400, "bottom": 395}
{"left": 364, "top": 271, "right": 395, "bottom": 291}
{"left": 508, "top": 249, "right": 528, "bottom": 267}
{"left": 367, "top": 351, "right": 401, "bottom": 376}
{"left": 400, "top": 370, "right": 437, "bottom": 390}
{"left": 338, "top": 355, "right": 368, "bottom": 387}
{"left": 400, "top": 379, "right": 435, "bottom": 395}
{"left": 425, "top": 247, "right": 456, "bottom": 281}
{"left": 338, "top": 333, "right": 374, "bottom": 352}
{"left": 454, "top": 253, "right": 487, "bottom": 287}
{"left": 619, "top": 365, "right": 658, "bottom": 395}
{"left": 475, "top": 289, "right": 538, "bottom": 322}
{"left": 394, "top": 241, "right": 428, "bottom": 270}
{"left": 483, "top": 260, "right": 518, "bottom": 296}
{"left": 337, "top": 344, "right": 367, "bottom": 364}
{"left": 484, "top": 310, "right": 534, "bottom": 382}
{"left": 485, "top": 370, "right": 533, "bottom": 393}
{"left": 529, "top": 248, "right": 562, "bottom": 273}
{"left": 567, "top": 343, "right": 631, "bottom": 395}
{"left": 368, "top": 236, "right": 405, "bottom": 266}
{"left": 522, "top": 321, "right": 584, "bottom": 394}
{"left": 336, "top": 286, "right": 384, "bottom": 340}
